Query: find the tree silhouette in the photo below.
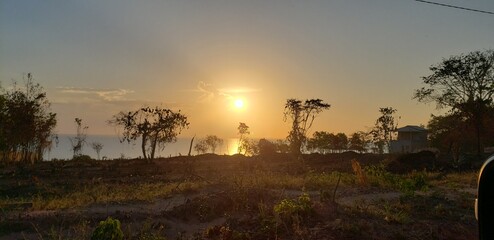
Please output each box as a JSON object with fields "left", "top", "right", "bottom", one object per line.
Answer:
{"left": 334, "top": 133, "right": 349, "bottom": 153}
{"left": 414, "top": 50, "right": 494, "bottom": 157}
{"left": 194, "top": 135, "right": 223, "bottom": 154}
{"left": 194, "top": 140, "right": 208, "bottom": 154}
{"left": 237, "top": 122, "right": 250, "bottom": 154}
{"left": 283, "top": 99, "right": 330, "bottom": 156}
{"left": 69, "top": 118, "right": 88, "bottom": 158}
{"left": 109, "top": 106, "right": 189, "bottom": 162}
{"left": 91, "top": 142, "right": 103, "bottom": 160}
{"left": 242, "top": 139, "right": 259, "bottom": 156}
{"left": 349, "top": 131, "right": 369, "bottom": 153}
{"left": 307, "top": 131, "right": 332, "bottom": 154}
{"left": 0, "top": 73, "right": 57, "bottom": 163}
{"left": 370, "top": 107, "right": 398, "bottom": 154}
{"left": 258, "top": 139, "right": 276, "bottom": 156}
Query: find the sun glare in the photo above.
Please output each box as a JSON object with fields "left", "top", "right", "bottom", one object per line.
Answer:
{"left": 228, "top": 139, "right": 240, "bottom": 155}
{"left": 234, "top": 99, "right": 244, "bottom": 109}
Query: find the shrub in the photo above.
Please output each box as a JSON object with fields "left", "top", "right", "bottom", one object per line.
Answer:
{"left": 274, "top": 192, "right": 313, "bottom": 224}
{"left": 91, "top": 217, "right": 124, "bottom": 240}
{"left": 365, "top": 164, "right": 429, "bottom": 195}
{"left": 73, "top": 154, "right": 92, "bottom": 161}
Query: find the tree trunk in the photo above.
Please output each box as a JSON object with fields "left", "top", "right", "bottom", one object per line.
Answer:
{"left": 290, "top": 139, "right": 302, "bottom": 156}
{"left": 150, "top": 133, "right": 158, "bottom": 162}
{"left": 141, "top": 133, "right": 148, "bottom": 161}
{"left": 188, "top": 135, "right": 195, "bottom": 156}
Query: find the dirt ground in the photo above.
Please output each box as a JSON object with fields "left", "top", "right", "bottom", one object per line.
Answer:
{"left": 0, "top": 153, "right": 480, "bottom": 239}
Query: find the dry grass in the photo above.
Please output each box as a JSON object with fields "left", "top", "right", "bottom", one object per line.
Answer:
{"left": 0, "top": 153, "right": 480, "bottom": 239}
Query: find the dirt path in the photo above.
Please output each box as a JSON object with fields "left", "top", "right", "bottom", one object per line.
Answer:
{"left": 14, "top": 193, "right": 199, "bottom": 220}
{"left": 5, "top": 191, "right": 227, "bottom": 239}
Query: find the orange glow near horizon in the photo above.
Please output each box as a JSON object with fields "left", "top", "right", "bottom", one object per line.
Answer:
{"left": 227, "top": 139, "right": 240, "bottom": 155}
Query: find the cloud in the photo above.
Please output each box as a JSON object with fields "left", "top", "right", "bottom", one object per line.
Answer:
{"left": 53, "top": 87, "right": 184, "bottom": 111}
{"left": 56, "top": 87, "right": 134, "bottom": 102}
{"left": 219, "top": 87, "right": 262, "bottom": 94}
{"left": 195, "top": 81, "right": 261, "bottom": 102}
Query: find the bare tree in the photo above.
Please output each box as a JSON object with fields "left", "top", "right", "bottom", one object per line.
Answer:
{"left": 91, "top": 142, "right": 103, "bottom": 160}
{"left": 69, "top": 118, "right": 88, "bottom": 158}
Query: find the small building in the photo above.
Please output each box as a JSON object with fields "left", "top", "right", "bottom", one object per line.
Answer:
{"left": 390, "top": 125, "right": 428, "bottom": 153}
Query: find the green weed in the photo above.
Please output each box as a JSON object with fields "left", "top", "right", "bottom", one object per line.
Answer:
{"left": 91, "top": 217, "right": 124, "bottom": 240}
{"left": 273, "top": 192, "right": 314, "bottom": 233}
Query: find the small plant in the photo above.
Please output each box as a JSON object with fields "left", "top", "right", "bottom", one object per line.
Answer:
{"left": 273, "top": 192, "right": 313, "bottom": 231}
{"left": 91, "top": 217, "right": 124, "bottom": 240}
{"left": 398, "top": 171, "right": 429, "bottom": 196}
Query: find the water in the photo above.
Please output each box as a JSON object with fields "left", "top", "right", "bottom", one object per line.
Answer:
{"left": 44, "top": 134, "right": 241, "bottom": 160}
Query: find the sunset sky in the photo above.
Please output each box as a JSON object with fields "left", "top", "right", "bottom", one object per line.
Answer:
{"left": 1, "top": 0, "right": 493, "bottom": 140}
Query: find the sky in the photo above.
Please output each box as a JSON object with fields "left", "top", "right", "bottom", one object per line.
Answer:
{"left": 1, "top": 0, "right": 493, "bottom": 140}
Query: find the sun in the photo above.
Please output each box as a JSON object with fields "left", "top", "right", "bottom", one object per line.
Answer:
{"left": 234, "top": 99, "right": 244, "bottom": 109}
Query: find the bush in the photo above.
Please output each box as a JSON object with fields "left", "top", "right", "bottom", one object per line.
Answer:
{"left": 365, "top": 164, "right": 429, "bottom": 195}
{"left": 274, "top": 192, "right": 313, "bottom": 224}
{"left": 91, "top": 217, "right": 124, "bottom": 240}
{"left": 73, "top": 154, "right": 93, "bottom": 161}
{"left": 258, "top": 139, "right": 276, "bottom": 156}
{"left": 387, "top": 151, "right": 436, "bottom": 173}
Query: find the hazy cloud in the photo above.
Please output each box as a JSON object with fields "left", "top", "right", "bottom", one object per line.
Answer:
{"left": 219, "top": 87, "right": 262, "bottom": 94}
{"left": 57, "top": 87, "right": 134, "bottom": 102}
{"left": 195, "top": 81, "right": 261, "bottom": 102}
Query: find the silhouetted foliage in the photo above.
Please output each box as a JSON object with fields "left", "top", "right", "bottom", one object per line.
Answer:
{"left": 283, "top": 99, "right": 330, "bottom": 156}
{"left": 334, "top": 133, "right": 349, "bottom": 152}
{"left": 91, "top": 142, "right": 104, "bottom": 160}
{"left": 349, "top": 131, "right": 369, "bottom": 153}
{"left": 387, "top": 151, "right": 437, "bottom": 174}
{"left": 237, "top": 122, "right": 250, "bottom": 154}
{"left": 241, "top": 139, "right": 259, "bottom": 156}
{"left": 370, "top": 107, "right": 398, "bottom": 154}
{"left": 307, "top": 131, "right": 332, "bottom": 153}
{"left": 427, "top": 111, "right": 494, "bottom": 167}
{"left": 194, "top": 135, "right": 223, "bottom": 154}
{"left": 307, "top": 131, "right": 349, "bottom": 153}
{"left": 0, "top": 73, "right": 57, "bottom": 163}
{"left": 109, "top": 106, "right": 189, "bottom": 161}
{"left": 258, "top": 138, "right": 276, "bottom": 156}
{"left": 69, "top": 118, "right": 88, "bottom": 158}
{"left": 274, "top": 140, "right": 290, "bottom": 154}
{"left": 194, "top": 140, "right": 208, "bottom": 154}
{"left": 414, "top": 50, "right": 494, "bottom": 157}
{"left": 204, "top": 135, "right": 223, "bottom": 154}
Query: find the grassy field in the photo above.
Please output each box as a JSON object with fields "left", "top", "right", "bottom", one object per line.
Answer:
{"left": 0, "top": 153, "right": 479, "bottom": 239}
